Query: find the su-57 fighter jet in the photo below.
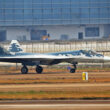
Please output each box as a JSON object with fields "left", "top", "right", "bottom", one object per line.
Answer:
{"left": 0, "top": 40, "right": 109, "bottom": 74}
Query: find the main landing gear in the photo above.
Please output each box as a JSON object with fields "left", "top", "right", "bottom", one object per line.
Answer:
{"left": 70, "top": 63, "right": 77, "bottom": 73}
{"left": 21, "top": 65, "right": 43, "bottom": 74}
{"left": 36, "top": 65, "right": 43, "bottom": 74}
{"left": 21, "top": 66, "right": 28, "bottom": 74}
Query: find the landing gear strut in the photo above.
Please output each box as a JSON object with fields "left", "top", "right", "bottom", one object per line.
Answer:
{"left": 21, "top": 66, "right": 28, "bottom": 74}
{"left": 36, "top": 65, "right": 43, "bottom": 74}
{"left": 70, "top": 63, "right": 77, "bottom": 73}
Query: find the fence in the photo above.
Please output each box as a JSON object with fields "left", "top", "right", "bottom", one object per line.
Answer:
{"left": 1, "top": 39, "right": 110, "bottom": 56}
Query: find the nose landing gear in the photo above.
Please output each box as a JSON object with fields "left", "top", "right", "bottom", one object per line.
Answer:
{"left": 70, "top": 68, "right": 76, "bottom": 73}
{"left": 70, "top": 63, "right": 77, "bottom": 73}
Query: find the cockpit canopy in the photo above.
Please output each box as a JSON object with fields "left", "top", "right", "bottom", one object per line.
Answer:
{"left": 80, "top": 50, "right": 103, "bottom": 57}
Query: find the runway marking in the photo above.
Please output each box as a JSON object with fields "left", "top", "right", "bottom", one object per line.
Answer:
{"left": 0, "top": 104, "right": 110, "bottom": 108}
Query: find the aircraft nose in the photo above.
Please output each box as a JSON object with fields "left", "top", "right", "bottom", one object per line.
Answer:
{"left": 104, "top": 56, "right": 110, "bottom": 61}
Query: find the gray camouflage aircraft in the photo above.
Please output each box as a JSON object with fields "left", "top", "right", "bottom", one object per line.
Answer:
{"left": 0, "top": 40, "right": 109, "bottom": 74}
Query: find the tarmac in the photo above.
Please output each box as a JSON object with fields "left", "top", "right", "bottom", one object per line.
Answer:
{"left": 0, "top": 100, "right": 110, "bottom": 110}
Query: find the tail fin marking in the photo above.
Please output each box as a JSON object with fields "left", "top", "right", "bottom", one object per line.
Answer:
{"left": 8, "top": 40, "right": 23, "bottom": 53}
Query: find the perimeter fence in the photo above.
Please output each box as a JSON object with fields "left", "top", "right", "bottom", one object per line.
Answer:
{"left": 1, "top": 39, "right": 110, "bottom": 57}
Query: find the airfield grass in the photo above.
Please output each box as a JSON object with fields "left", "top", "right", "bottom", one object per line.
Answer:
{"left": 0, "top": 66, "right": 110, "bottom": 84}
{"left": 0, "top": 78, "right": 110, "bottom": 84}
{"left": 0, "top": 91, "right": 110, "bottom": 100}
{"left": 0, "top": 66, "right": 110, "bottom": 100}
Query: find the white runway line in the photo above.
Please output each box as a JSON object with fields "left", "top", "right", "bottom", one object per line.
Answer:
{"left": 0, "top": 104, "right": 110, "bottom": 108}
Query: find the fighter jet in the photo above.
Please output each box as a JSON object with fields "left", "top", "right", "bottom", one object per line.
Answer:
{"left": 0, "top": 40, "right": 109, "bottom": 74}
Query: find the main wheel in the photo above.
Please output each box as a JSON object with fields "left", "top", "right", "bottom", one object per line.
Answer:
{"left": 21, "top": 66, "right": 28, "bottom": 74}
{"left": 70, "top": 68, "right": 76, "bottom": 73}
{"left": 36, "top": 66, "right": 43, "bottom": 74}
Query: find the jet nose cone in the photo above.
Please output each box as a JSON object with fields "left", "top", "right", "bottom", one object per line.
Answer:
{"left": 104, "top": 56, "right": 110, "bottom": 61}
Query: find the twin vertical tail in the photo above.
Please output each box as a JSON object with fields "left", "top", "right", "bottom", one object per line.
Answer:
{"left": 8, "top": 40, "right": 23, "bottom": 53}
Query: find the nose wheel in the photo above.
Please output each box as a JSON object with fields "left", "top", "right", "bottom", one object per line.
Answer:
{"left": 70, "top": 68, "right": 76, "bottom": 73}
{"left": 21, "top": 66, "right": 28, "bottom": 74}
{"left": 70, "top": 63, "right": 77, "bottom": 73}
{"left": 36, "top": 65, "right": 43, "bottom": 74}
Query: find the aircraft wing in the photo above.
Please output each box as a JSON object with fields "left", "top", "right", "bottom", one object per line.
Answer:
{"left": 0, "top": 54, "right": 109, "bottom": 65}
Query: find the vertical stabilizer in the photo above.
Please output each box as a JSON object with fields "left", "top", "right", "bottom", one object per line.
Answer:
{"left": 8, "top": 40, "right": 23, "bottom": 53}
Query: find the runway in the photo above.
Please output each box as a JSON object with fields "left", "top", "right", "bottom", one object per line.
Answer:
{"left": 0, "top": 100, "right": 110, "bottom": 110}
{"left": 0, "top": 83, "right": 110, "bottom": 89}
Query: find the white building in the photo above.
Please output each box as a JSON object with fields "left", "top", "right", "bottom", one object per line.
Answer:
{"left": 0, "top": 0, "right": 110, "bottom": 41}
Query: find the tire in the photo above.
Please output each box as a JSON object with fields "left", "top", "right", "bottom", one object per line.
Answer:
{"left": 70, "top": 68, "right": 76, "bottom": 73}
{"left": 36, "top": 66, "right": 43, "bottom": 74}
{"left": 21, "top": 66, "right": 28, "bottom": 74}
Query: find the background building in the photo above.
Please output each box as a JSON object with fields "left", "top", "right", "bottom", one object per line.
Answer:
{"left": 0, "top": 0, "right": 110, "bottom": 41}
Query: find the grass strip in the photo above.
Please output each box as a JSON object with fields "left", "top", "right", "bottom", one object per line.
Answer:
{"left": 0, "top": 91, "right": 110, "bottom": 100}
